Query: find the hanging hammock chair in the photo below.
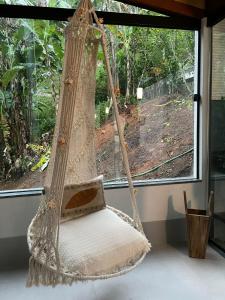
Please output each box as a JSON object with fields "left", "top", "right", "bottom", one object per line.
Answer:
{"left": 27, "top": 0, "right": 151, "bottom": 287}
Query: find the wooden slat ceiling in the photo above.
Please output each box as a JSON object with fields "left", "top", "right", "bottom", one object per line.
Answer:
{"left": 116, "top": 0, "right": 206, "bottom": 19}
{"left": 175, "top": 0, "right": 205, "bottom": 9}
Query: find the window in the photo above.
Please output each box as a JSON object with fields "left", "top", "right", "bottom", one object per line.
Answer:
{"left": 96, "top": 27, "right": 198, "bottom": 184}
{"left": 210, "top": 18, "right": 225, "bottom": 179}
{"left": 0, "top": 18, "right": 64, "bottom": 190}
{"left": 0, "top": 5, "right": 200, "bottom": 192}
{"left": 209, "top": 18, "right": 225, "bottom": 252}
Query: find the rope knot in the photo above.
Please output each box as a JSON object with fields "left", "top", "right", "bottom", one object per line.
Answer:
{"left": 58, "top": 137, "right": 66, "bottom": 146}
{"left": 64, "top": 78, "right": 73, "bottom": 85}
{"left": 48, "top": 200, "right": 57, "bottom": 210}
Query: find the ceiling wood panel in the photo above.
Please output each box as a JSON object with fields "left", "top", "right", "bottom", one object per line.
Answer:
{"left": 116, "top": 0, "right": 205, "bottom": 19}
{"left": 175, "top": 0, "right": 205, "bottom": 9}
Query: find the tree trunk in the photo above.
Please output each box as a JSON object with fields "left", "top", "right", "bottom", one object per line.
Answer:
{"left": 126, "top": 48, "right": 131, "bottom": 102}
{"left": 6, "top": 79, "right": 28, "bottom": 178}
{"left": 109, "top": 31, "right": 120, "bottom": 93}
{"left": 0, "top": 125, "right": 7, "bottom": 180}
{"left": 26, "top": 77, "right": 33, "bottom": 142}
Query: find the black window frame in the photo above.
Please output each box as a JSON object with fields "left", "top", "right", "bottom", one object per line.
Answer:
{"left": 0, "top": 4, "right": 202, "bottom": 198}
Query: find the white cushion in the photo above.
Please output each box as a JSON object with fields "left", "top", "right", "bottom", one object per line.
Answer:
{"left": 59, "top": 208, "right": 150, "bottom": 276}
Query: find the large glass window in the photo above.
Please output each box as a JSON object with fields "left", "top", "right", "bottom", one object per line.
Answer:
{"left": 0, "top": 14, "right": 198, "bottom": 191}
{"left": 209, "top": 19, "right": 225, "bottom": 252}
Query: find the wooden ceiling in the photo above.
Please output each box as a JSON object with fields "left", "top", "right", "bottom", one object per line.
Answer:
{"left": 116, "top": 0, "right": 225, "bottom": 24}
{"left": 116, "top": 0, "right": 205, "bottom": 19}
{"left": 175, "top": 0, "right": 205, "bottom": 10}
{"left": 0, "top": 0, "right": 224, "bottom": 27}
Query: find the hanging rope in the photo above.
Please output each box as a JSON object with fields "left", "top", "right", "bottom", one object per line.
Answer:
{"left": 91, "top": 9, "right": 143, "bottom": 233}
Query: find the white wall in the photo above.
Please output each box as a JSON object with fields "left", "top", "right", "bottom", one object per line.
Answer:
{"left": 0, "top": 196, "right": 39, "bottom": 239}
{"left": 106, "top": 182, "right": 206, "bottom": 222}
{"left": 0, "top": 181, "right": 205, "bottom": 239}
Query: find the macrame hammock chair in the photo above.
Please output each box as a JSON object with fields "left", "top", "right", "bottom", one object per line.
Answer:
{"left": 27, "top": 0, "right": 151, "bottom": 287}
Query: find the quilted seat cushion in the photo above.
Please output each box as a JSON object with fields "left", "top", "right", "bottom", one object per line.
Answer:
{"left": 59, "top": 208, "right": 150, "bottom": 276}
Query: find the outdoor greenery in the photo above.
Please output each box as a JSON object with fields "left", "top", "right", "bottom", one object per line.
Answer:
{"left": 0, "top": 0, "right": 194, "bottom": 183}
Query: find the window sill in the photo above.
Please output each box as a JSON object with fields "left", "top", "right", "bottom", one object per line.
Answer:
{"left": 104, "top": 177, "right": 201, "bottom": 189}
{"left": 0, "top": 188, "right": 43, "bottom": 199}
{"left": 0, "top": 177, "right": 201, "bottom": 198}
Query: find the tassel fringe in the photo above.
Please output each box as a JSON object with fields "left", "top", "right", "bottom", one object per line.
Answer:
{"left": 26, "top": 256, "right": 76, "bottom": 287}
{"left": 27, "top": 242, "right": 151, "bottom": 287}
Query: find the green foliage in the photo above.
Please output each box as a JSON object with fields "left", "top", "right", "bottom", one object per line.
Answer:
{"left": 95, "top": 101, "right": 109, "bottom": 128}
{"left": 95, "top": 63, "right": 108, "bottom": 105}
{"left": 0, "top": 16, "right": 63, "bottom": 179}
{"left": 31, "top": 151, "right": 50, "bottom": 172}
{"left": 0, "top": 1, "right": 195, "bottom": 183}
{"left": 118, "top": 95, "right": 126, "bottom": 107}
{"left": 33, "top": 95, "right": 56, "bottom": 138}
{"left": 28, "top": 143, "right": 51, "bottom": 172}
{"left": 127, "top": 96, "right": 138, "bottom": 105}
{"left": 1, "top": 66, "right": 24, "bottom": 88}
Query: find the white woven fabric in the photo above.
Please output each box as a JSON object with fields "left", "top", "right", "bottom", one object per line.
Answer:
{"left": 27, "top": 0, "right": 150, "bottom": 286}
{"left": 58, "top": 208, "right": 150, "bottom": 276}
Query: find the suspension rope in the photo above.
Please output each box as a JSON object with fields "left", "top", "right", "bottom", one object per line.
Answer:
{"left": 91, "top": 8, "right": 143, "bottom": 233}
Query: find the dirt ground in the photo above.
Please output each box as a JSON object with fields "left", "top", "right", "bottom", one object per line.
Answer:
{"left": 96, "top": 96, "right": 193, "bottom": 180}
{"left": 0, "top": 96, "right": 193, "bottom": 190}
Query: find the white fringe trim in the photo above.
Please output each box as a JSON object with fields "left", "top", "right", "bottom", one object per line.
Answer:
{"left": 27, "top": 242, "right": 151, "bottom": 287}
{"left": 26, "top": 256, "right": 76, "bottom": 287}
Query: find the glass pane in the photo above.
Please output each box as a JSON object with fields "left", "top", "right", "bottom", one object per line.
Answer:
{"left": 92, "top": 0, "right": 164, "bottom": 15}
{"left": 0, "top": 0, "right": 76, "bottom": 8}
{"left": 211, "top": 218, "right": 225, "bottom": 251}
{"left": 209, "top": 18, "right": 225, "bottom": 252}
{"left": 0, "top": 18, "right": 196, "bottom": 191}
{"left": 212, "top": 19, "right": 225, "bottom": 101}
{"left": 210, "top": 19, "right": 225, "bottom": 180}
{"left": 96, "top": 27, "right": 196, "bottom": 182}
{"left": 0, "top": 18, "right": 65, "bottom": 190}
{"left": 1, "top": 0, "right": 164, "bottom": 15}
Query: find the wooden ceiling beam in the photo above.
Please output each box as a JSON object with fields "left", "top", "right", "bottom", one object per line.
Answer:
{"left": 115, "top": 0, "right": 205, "bottom": 19}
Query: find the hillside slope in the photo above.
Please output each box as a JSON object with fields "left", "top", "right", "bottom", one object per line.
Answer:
{"left": 0, "top": 95, "right": 194, "bottom": 190}
{"left": 96, "top": 95, "right": 194, "bottom": 181}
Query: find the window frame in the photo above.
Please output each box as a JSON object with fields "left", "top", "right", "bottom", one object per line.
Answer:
{"left": 0, "top": 4, "right": 202, "bottom": 197}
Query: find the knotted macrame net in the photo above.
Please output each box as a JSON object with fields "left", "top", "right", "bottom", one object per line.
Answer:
{"left": 27, "top": 0, "right": 150, "bottom": 287}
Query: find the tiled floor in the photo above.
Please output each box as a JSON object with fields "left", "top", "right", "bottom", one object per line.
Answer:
{"left": 1, "top": 244, "right": 225, "bottom": 300}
